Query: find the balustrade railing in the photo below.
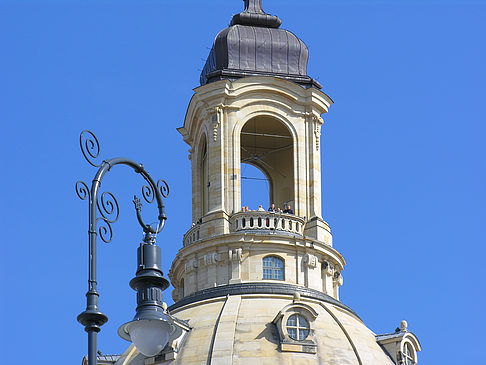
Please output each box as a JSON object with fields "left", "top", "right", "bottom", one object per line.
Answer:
{"left": 183, "top": 211, "right": 305, "bottom": 247}
{"left": 230, "top": 211, "right": 305, "bottom": 236}
{"left": 183, "top": 224, "right": 200, "bottom": 247}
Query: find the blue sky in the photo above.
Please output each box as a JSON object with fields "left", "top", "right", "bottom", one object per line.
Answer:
{"left": 1, "top": 1, "right": 485, "bottom": 364}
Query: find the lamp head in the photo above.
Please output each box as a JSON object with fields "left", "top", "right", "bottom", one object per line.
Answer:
{"left": 118, "top": 233, "right": 171, "bottom": 357}
{"left": 118, "top": 316, "right": 172, "bottom": 357}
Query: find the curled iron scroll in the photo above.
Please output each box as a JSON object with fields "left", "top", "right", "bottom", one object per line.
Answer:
{"left": 96, "top": 217, "right": 114, "bottom": 243}
{"left": 97, "top": 191, "right": 120, "bottom": 224}
{"left": 80, "top": 130, "right": 102, "bottom": 167}
{"left": 142, "top": 179, "right": 169, "bottom": 203}
{"left": 135, "top": 179, "right": 169, "bottom": 233}
{"left": 157, "top": 179, "right": 170, "bottom": 198}
{"left": 142, "top": 184, "right": 155, "bottom": 204}
{"left": 75, "top": 181, "right": 90, "bottom": 200}
{"left": 76, "top": 129, "right": 169, "bottom": 243}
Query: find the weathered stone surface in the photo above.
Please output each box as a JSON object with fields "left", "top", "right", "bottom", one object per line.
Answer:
{"left": 160, "top": 295, "right": 395, "bottom": 365}
{"left": 156, "top": 76, "right": 397, "bottom": 365}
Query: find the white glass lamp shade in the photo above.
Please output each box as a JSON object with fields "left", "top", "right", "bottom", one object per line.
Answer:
{"left": 119, "top": 319, "right": 171, "bottom": 357}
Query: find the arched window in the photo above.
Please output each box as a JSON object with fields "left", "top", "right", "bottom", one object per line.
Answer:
{"left": 286, "top": 314, "right": 310, "bottom": 341}
{"left": 199, "top": 134, "right": 209, "bottom": 216}
{"left": 263, "top": 256, "right": 284, "bottom": 280}
{"left": 403, "top": 343, "right": 416, "bottom": 365}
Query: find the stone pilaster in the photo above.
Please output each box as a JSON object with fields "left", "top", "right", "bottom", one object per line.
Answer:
{"left": 333, "top": 271, "right": 343, "bottom": 300}
{"left": 228, "top": 248, "right": 243, "bottom": 283}
{"left": 302, "top": 253, "right": 320, "bottom": 290}
{"left": 184, "top": 257, "right": 199, "bottom": 295}
{"left": 322, "top": 260, "right": 334, "bottom": 295}
{"left": 204, "top": 252, "right": 222, "bottom": 287}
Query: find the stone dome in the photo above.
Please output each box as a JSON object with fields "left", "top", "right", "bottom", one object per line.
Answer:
{"left": 159, "top": 283, "right": 396, "bottom": 364}
{"left": 200, "top": 0, "right": 321, "bottom": 88}
{"left": 112, "top": 282, "right": 420, "bottom": 365}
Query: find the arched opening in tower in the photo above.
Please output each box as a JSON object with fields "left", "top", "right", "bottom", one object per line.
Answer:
{"left": 199, "top": 133, "right": 209, "bottom": 216}
{"left": 240, "top": 116, "right": 294, "bottom": 212}
{"left": 241, "top": 163, "right": 269, "bottom": 210}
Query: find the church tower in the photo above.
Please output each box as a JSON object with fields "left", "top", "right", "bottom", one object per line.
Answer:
{"left": 172, "top": 0, "right": 339, "bottom": 302}
{"left": 157, "top": 1, "right": 421, "bottom": 364}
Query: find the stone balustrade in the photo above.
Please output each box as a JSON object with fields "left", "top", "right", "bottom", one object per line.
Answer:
{"left": 183, "top": 211, "right": 306, "bottom": 247}
{"left": 183, "top": 224, "right": 200, "bottom": 247}
{"left": 230, "top": 211, "right": 305, "bottom": 236}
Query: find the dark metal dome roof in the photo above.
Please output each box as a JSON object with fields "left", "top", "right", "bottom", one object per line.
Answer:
{"left": 200, "top": 0, "right": 321, "bottom": 88}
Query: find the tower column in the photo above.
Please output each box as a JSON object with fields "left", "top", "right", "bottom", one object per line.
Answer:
{"left": 207, "top": 106, "right": 225, "bottom": 214}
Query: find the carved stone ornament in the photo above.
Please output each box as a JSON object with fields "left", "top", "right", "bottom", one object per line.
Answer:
{"left": 314, "top": 123, "right": 321, "bottom": 151}
{"left": 171, "top": 288, "right": 181, "bottom": 303}
{"left": 303, "top": 253, "right": 318, "bottom": 269}
{"left": 333, "top": 272, "right": 343, "bottom": 286}
{"left": 184, "top": 259, "right": 199, "bottom": 273}
{"left": 204, "top": 252, "right": 221, "bottom": 266}
{"left": 312, "top": 115, "right": 323, "bottom": 151}
{"left": 400, "top": 320, "right": 408, "bottom": 332}
{"left": 172, "top": 287, "right": 183, "bottom": 303}
{"left": 229, "top": 248, "right": 243, "bottom": 262}
{"left": 322, "top": 260, "right": 334, "bottom": 276}
{"left": 208, "top": 105, "right": 223, "bottom": 142}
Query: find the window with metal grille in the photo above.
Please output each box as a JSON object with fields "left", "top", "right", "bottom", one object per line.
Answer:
{"left": 286, "top": 314, "right": 310, "bottom": 341}
{"left": 262, "top": 256, "right": 284, "bottom": 280}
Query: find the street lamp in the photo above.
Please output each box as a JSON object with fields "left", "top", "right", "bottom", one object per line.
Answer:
{"left": 76, "top": 130, "right": 172, "bottom": 365}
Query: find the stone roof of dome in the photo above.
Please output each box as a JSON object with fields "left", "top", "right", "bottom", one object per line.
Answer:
{"left": 162, "top": 289, "right": 395, "bottom": 365}
{"left": 200, "top": 0, "right": 321, "bottom": 88}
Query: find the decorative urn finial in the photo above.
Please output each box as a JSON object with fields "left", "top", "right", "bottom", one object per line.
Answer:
{"left": 400, "top": 320, "right": 408, "bottom": 332}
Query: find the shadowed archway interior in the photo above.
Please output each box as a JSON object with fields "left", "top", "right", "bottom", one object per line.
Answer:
{"left": 240, "top": 116, "right": 294, "bottom": 211}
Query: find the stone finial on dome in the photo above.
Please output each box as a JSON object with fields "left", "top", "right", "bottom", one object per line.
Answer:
{"left": 230, "top": 0, "right": 282, "bottom": 28}
{"left": 400, "top": 320, "right": 408, "bottom": 332}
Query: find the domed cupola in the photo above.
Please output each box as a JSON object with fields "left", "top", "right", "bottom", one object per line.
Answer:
{"left": 200, "top": 0, "right": 321, "bottom": 88}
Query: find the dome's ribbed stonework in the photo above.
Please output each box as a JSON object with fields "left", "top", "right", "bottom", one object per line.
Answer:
{"left": 167, "top": 292, "right": 395, "bottom": 365}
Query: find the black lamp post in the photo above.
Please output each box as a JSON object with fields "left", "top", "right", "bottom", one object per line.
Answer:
{"left": 76, "top": 130, "right": 172, "bottom": 365}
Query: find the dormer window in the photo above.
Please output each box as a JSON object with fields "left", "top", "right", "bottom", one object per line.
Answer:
{"left": 286, "top": 314, "right": 310, "bottom": 341}
{"left": 272, "top": 301, "right": 318, "bottom": 353}
{"left": 403, "top": 342, "right": 416, "bottom": 365}
{"left": 375, "top": 321, "right": 421, "bottom": 365}
{"left": 263, "top": 256, "right": 284, "bottom": 280}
